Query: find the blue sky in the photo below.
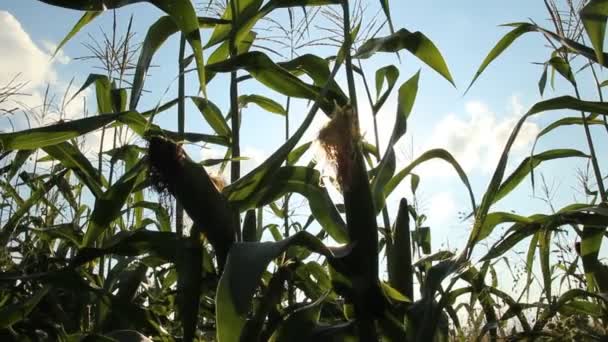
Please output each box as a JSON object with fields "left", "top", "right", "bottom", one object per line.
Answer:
{"left": 1, "top": 1, "right": 606, "bottom": 291}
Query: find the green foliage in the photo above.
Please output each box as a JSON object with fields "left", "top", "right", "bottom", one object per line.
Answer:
{"left": 1, "top": 1, "right": 608, "bottom": 341}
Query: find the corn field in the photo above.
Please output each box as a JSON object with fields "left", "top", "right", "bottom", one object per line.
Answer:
{"left": 0, "top": 0, "right": 608, "bottom": 341}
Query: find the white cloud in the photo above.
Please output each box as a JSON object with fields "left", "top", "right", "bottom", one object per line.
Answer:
{"left": 426, "top": 192, "right": 457, "bottom": 226}
{"left": 0, "top": 11, "right": 57, "bottom": 91}
{"left": 412, "top": 95, "right": 539, "bottom": 177}
{"left": 0, "top": 11, "right": 87, "bottom": 133}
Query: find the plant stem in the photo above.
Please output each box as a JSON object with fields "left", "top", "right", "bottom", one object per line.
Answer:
{"left": 176, "top": 34, "right": 186, "bottom": 237}
{"left": 342, "top": 2, "right": 358, "bottom": 114}
{"left": 573, "top": 85, "right": 606, "bottom": 202}
{"left": 356, "top": 58, "right": 392, "bottom": 232}
{"left": 342, "top": 2, "right": 379, "bottom": 341}
{"left": 230, "top": 0, "right": 242, "bottom": 241}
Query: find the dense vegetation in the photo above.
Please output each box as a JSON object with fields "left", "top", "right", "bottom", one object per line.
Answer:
{"left": 1, "top": 0, "right": 607, "bottom": 341}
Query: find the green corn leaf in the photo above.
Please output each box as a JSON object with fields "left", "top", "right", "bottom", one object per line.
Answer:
{"left": 207, "top": 31, "right": 256, "bottom": 65}
{"left": 105, "top": 330, "right": 153, "bottom": 342}
{"left": 31, "top": 223, "right": 83, "bottom": 247}
{"left": 39, "top": 0, "right": 208, "bottom": 98}
{"left": 379, "top": 0, "right": 395, "bottom": 34}
{"left": 538, "top": 64, "right": 548, "bottom": 96}
{"left": 268, "top": 297, "right": 325, "bottom": 342}
{"left": 140, "top": 98, "right": 179, "bottom": 117}
{"left": 287, "top": 142, "right": 312, "bottom": 166}
{"left": 0, "top": 170, "right": 68, "bottom": 247}
{"left": 534, "top": 116, "right": 606, "bottom": 146}
{"left": 492, "top": 149, "right": 589, "bottom": 205}
{"left": 223, "top": 95, "right": 321, "bottom": 205}
{"left": 206, "top": 0, "right": 264, "bottom": 48}
{"left": 239, "top": 94, "right": 287, "bottom": 115}
{"left": 383, "top": 149, "right": 475, "bottom": 216}
{"left": 374, "top": 65, "right": 399, "bottom": 113}
{"left": 581, "top": 221, "right": 608, "bottom": 293}
{"left": 119, "top": 110, "right": 230, "bottom": 146}
{"left": 480, "top": 204, "right": 608, "bottom": 261}
{"left": 4, "top": 150, "right": 34, "bottom": 180}
{"left": 82, "top": 159, "right": 146, "bottom": 247}
{"left": 279, "top": 54, "right": 347, "bottom": 103}
{"left": 131, "top": 16, "right": 222, "bottom": 110}
{"left": 206, "top": 0, "right": 339, "bottom": 49}
{"left": 548, "top": 55, "right": 576, "bottom": 86}
{"left": 71, "top": 230, "right": 183, "bottom": 267}
{"left": 230, "top": 166, "right": 348, "bottom": 243}
{"left": 466, "top": 23, "right": 535, "bottom": 93}
{"left": 357, "top": 29, "right": 454, "bottom": 85}
{"left": 0, "top": 286, "right": 50, "bottom": 328}
{"left": 43, "top": 142, "right": 106, "bottom": 198}
{"left": 0, "top": 112, "right": 127, "bottom": 151}
{"left": 475, "top": 212, "right": 534, "bottom": 245}
{"left": 53, "top": 10, "right": 101, "bottom": 57}
{"left": 580, "top": 0, "right": 608, "bottom": 66}
{"left": 71, "top": 74, "right": 113, "bottom": 113}
{"left": 468, "top": 96, "right": 608, "bottom": 251}
{"left": 191, "top": 96, "right": 231, "bottom": 137}
{"left": 216, "top": 231, "right": 340, "bottom": 342}
{"left": 206, "top": 51, "right": 336, "bottom": 114}
{"left": 372, "top": 71, "right": 420, "bottom": 213}
{"left": 127, "top": 201, "right": 171, "bottom": 232}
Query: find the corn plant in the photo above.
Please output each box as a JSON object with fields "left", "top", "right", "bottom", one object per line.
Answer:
{"left": 1, "top": 0, "right": 608, "bottom": 341}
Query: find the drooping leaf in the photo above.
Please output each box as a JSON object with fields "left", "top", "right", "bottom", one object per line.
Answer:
{"left": 492, "top": 149, "right": 589, "bottom": 205}
{"left": 231, "top": 166, "right": 348, "bottom": 243}
{"left": 53, "top": 11, "right": 101, "bottom": 57}
{"left": 538, "top": 64, "right": 548, "bottom": 96}
{"left": 206, "top": 51, "right": 336, "bottom": 114}
{"left": 191, "top": 96, "right": 231, "bottom": 137}
{"left": 480, "top": 205, "right": 608, "bottom": 261}
{"left": 239, "top": 94, "right": 287, "bottom": 115}
{"left": 548, "top": 55, "right": 576, "bottom": 86}
{"left": 466, "top": 23, "right": 535, "bottom": 93}
{"left": 383, "top": 149, "right": 475, "bottom": 216}
{"left": 279, "top": 54, "right": 347, "bottom": 103}
{"left": 71, "top": 73, "right": 113, "bottom": 113}
{"left": 373, "top": 64, "right": 400, "bottom": 113}
{"left": 287, "top": 142, "right": 312, "bottom": 166}
{"left": 357, "top": 29, "right": 454, "bottom": 85}
{"left": 131, "top": 16, "right": 223, "bottom": 109}
{"left": 0, "top": 112, "right": 125, "bottom": 151}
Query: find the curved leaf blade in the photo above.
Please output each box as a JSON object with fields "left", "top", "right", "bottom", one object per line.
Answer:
{"left": 357, "top": 29, "right": 454, "bottom": 85}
